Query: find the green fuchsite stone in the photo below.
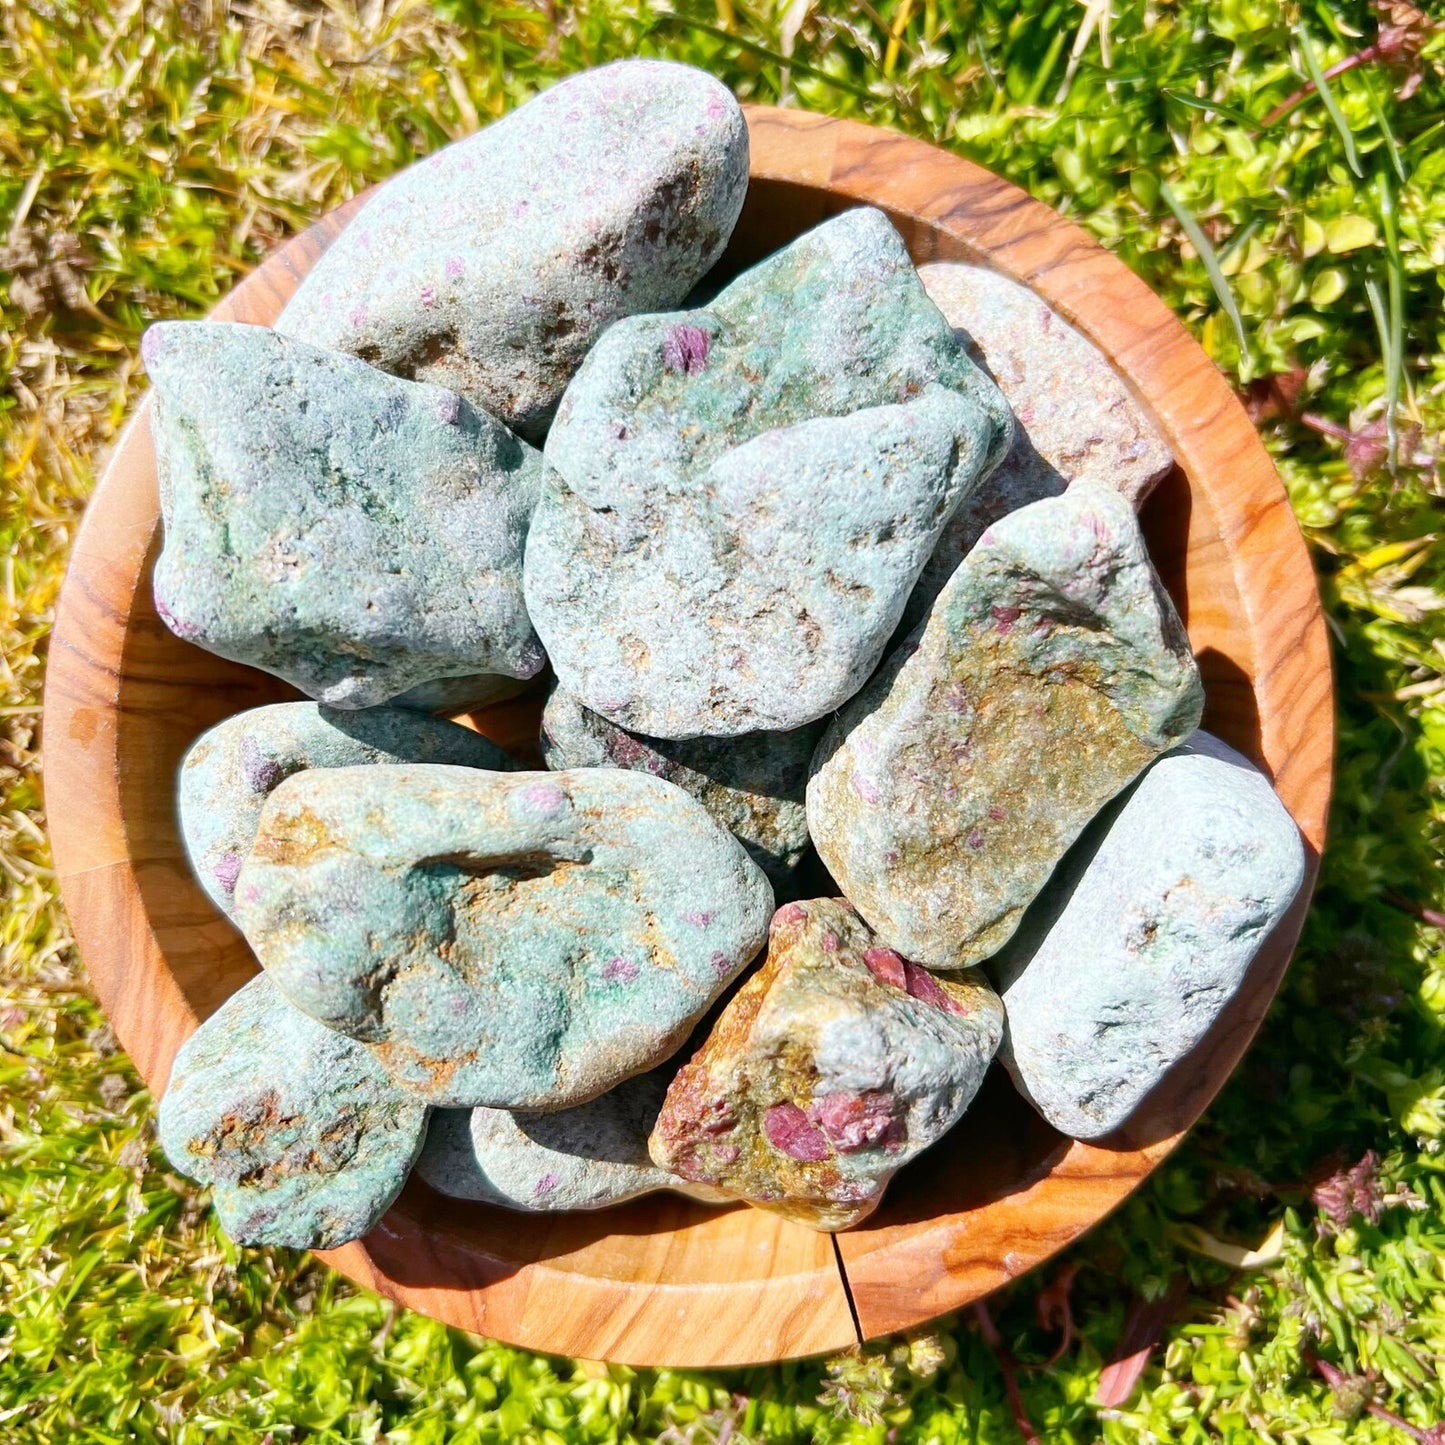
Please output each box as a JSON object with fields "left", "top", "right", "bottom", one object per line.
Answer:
{"left": 903, "top": 262, "right": 1175, "bottom": 626}
{"left": 808, "top": 482, "right": 1203, "bottom": 971}
{"left": 146, "top": 321, "right": 545, "bottom": 708}
{"left": 275, "top": 60, "right": 750, "bottom": 443}
{"left": 233, "top": 764, "right": 774, "bottom": 1110}
{"left": 524, "top": 207, "right": 1013, "bottom": 739}
{"left": 178, "top": 702, "right": 513, "bottom": 920}
{"left": 417, "top": 1066, "right": 729, "bottom": 1212}
{"left": 996, "top": 732, "right": 1306, "bottom": 1140}
{"left": 157, "top": 974, "right": 429, "bottom": 1250}
{"left": 540, "top": 686, "right": 820, "bottom": 890}
{"left": 649, "top": 898, "right": 1002, "bottom": 1231}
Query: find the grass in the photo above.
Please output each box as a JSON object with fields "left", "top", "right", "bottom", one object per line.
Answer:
{"left": 1, "top": 0, "right": 1443, "bottom": 1439}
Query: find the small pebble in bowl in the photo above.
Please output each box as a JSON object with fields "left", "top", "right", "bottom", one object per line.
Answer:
{"left": 650, "top": 898, "right": 1003, "bottom": 1231}
{"left": 158, "top": 973, "right": 429, "bottom": 1249}
{"left": 233, "top": 764, "right": 774, "bottom": 1110}
{"left": 995, "top": 731, "right": 1306, "bottom": 1139}
{"left": 540, "top": 685, "right": 820, "bottom": 891}
{"left": 146, "top": 322, "right": 545, "bottom": 709}
{"left": 179, "top": 701, "right": 514, "bottom": 920}
{"left": 808, "top": 481, "right": 1204, "bottom": 971}
{"left": 417, "top": 1065, "right": 729, "bottom": 1212}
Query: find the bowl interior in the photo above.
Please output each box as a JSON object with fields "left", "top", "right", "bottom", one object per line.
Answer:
{"left": 44, "top": 107, "right": 1331, "bottom": 1366}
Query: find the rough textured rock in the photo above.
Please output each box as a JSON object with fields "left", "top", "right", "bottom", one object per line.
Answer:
{"left": 808, "top": 482, "right": 1203, "bottom": 971}
{"left": 179, "top": 702, "right": 513, "bottom": 920}
{"left": 996, "top": 732, "right": 1306, "bottom": 1139}
{"left": 417, "top": 1066, "right": 729, "bottom": 1211}
{"left": 524, "top": 207, "right": 1014, "bottom": 738}
{"left": 234, "top": 764, "right": 774, "bottom": 1109}
{"left": 904, "top": 263, "right": 1174, "bottom": 624}
{"left": 540, "top": 686, "right": 819, "bottom": 889}
{"left": 147, "top": 321, "right": 545, "bottom": 708}
{"left": 157, "top": 974, "right": 429, "bottom": 1249}
{"left": 275, "top": 61, "right": 749, "bottom": 443}
{"left": 649, "top": 898, "right": 1002, "bottom": 1230}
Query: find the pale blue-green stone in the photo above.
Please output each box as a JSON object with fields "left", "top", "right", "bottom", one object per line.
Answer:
{"left": 524, "top": 206, "right": 1013, "bottom": 739}
{"left": 179, "top": 702, "right": 513, "bottom": 921}
{"left": 416, "top": 1066, "right": 728, "bottom": 1212}
{"left": 234, "top": 764, "right": 774, "bottom": 1110}
{"left": 995, "top": 732, "right": 1306, "bottom": 1140}
{"left": 157, "top": 974, "right": 428, "bottom": 1249}
{"left": 146, "top": 321, "right": 545, "bottom": 709}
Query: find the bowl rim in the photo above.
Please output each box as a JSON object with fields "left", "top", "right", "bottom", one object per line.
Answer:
{"left": 42, "top": 102, "right": 1333, "bottom": 1366}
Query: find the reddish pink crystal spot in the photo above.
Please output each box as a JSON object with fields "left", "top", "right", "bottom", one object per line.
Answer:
{"left": 709, "top": 950, "right": 733, "bottom": 978}
{"left": 714, "top": 1143, "right": 740, "bottom": 1164}
{"left": 420, "top": 285, "right": 436, "bottom": 308}
{"left": 662, "top": 324, "right": 709, "bottom": 375}
{"left": 991, "top": 604, "right": 1022, "bottom": 635}
{"left": 533, "top": 1173, "right": 560, "bottom": 1197}
{"left": 820, "top": 930, "right": 841, "bottom": 953}
{"left": 609, "top": 733, "right": 648, "bottom": 765}
{"left": 213, "top": 853, "right": 243, "bottom": 895}
{"left": 863, "top": 946, "right": 907, "bottom": 990}
{"left": 154, "top": 593, "right": 201, "bottom": 641}
{"left": 444, "top": 256, "right": 466, "bottom": 281}
{"left": 519, "top": 781, "right": 567, "bottom": 815}
{"left": 678, "top": 910, "right": 714, "bottom": 927}
{"left": 700, "top": 1098, "right": 735, "bottom": 1135}
{"left": 240, "top": 736, "right": 283, "bottom": 794}
{"left": 771, "top": 902, "right": 807, "bottom": 932}
{"left": 902, "top": 960, "right": 966, "bottom": 1015}
{"left": 763, "top": 1102, "right": 831, "bottom": 1162}
{"left": 601, "top": 956, "right": 638, "bottom": 984}
{"left": 851, "top": 770, "right": 880, "bottom": 803}
{"left": 988, "top": 805, "right": 1006, "bottom": 821}
{"left": 808, "top": 1090, "right": 902, "bottom": 1153}
{"left": 967, "top": 828, "right": 986, "bottom": 849}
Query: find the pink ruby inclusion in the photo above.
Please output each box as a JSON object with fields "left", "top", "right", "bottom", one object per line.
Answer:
{"left": 763, "top": 1102, "right": 831, "bottom": 1162}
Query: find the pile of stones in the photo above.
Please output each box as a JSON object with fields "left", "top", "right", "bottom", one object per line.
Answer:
{"left": 149, "top": 60, "right": 1306, "bottom": 1245}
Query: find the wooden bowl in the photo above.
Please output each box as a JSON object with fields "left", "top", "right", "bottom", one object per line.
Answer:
{"left": 43, "top": 107, "right": 1332, "bottom": 1367}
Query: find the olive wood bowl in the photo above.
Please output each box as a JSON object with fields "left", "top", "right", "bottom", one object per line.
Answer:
{"left": 43, "top": 105, "right": 1332, "bottom": 1367}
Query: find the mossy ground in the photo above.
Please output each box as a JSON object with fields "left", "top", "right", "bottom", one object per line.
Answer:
{"left": 2, "top": 1, "right": 1443, "bottom": 1440}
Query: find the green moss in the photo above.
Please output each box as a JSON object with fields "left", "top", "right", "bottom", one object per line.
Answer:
{"left": 3, "top": 0, "right": 1443, "bottom": 1440}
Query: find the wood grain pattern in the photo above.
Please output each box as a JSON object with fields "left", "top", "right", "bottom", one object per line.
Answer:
{"left": 42, "top": 105, "right": 1332, "bottom": 1364}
